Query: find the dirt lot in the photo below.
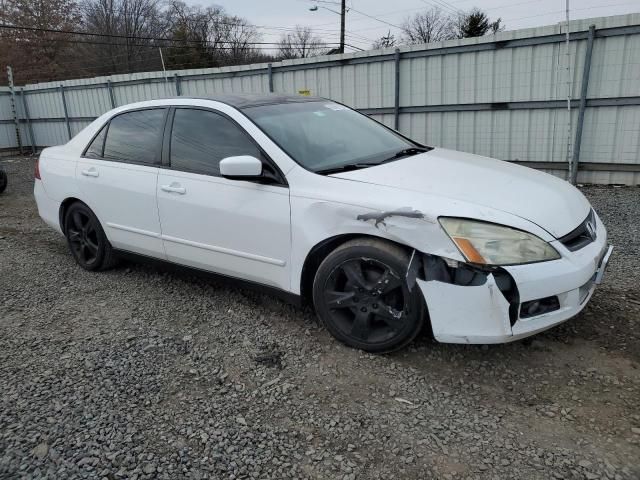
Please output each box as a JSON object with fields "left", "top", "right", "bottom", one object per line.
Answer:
{"left": 1, "top": 155, "right": 639, "bottom": 480}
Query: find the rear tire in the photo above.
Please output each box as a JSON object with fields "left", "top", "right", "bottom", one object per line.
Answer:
{"left": 64, "top": 202, "right": 117, "bottom": 271}
{"left": 0, "top": 169, "right": 7, "bottom": 194}
{"left": 312, "top": 238, "right": 424, "bottom": 353}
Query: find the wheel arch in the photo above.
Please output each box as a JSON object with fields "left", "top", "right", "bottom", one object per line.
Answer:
{"left": 299, "top": 233, "right": 413, "bottom": 307}
{"left": 59, "top": 197, "right": 97, "bottom": 234}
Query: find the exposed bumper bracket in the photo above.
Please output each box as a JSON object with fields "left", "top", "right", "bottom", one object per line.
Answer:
{"left": 595, "top": 245, "right": 613, "bottom": 285}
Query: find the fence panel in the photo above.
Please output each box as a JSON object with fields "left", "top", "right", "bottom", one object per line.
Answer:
{"left": 0, "top": 92, "right": 17, "bottom": 149}
{"left": 65, "top": 86, "right": 112, "bottom": 118}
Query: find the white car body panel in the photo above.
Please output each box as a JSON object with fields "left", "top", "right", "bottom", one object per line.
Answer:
{"left": 76, "top": 158, "right": 165, "bottom": 258}
{"left": 419, "top": 274, "right": 512, "bottom": 343}
{"left": 33, "top": 96, "right": 612, "bottom": 346}
{"left": 331, "top": 148, "right": 591, "bottom": 238}
{"left": 156, "top": 170, "right": 291, "bottom": 289}
{"left": 421, "top": 215, "right": 608, "bottom": 344}
{"left": 34, "top": 180, "right": 62, "bottom": 233}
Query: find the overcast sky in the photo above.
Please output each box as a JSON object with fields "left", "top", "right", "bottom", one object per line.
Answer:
{"left": 185, "top": 0, "right": 640, "bottom": 51}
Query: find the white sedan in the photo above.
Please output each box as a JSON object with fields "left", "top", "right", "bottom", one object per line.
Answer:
{"left": 34, "top": 95, "right": 613, "bottom": 352}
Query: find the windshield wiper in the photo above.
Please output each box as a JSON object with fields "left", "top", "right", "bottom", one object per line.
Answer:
{"left": 381, "top": 146, "right": 430, "bottom": 163}
{"left": 315, "top": 147, "right": 431, "bottom": 175}
{"left": 315, "top": 163, "right": 381, "bottom": 175}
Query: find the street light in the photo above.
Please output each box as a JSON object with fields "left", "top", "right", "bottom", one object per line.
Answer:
{"left": 308, "top": 1, "right": 346, "bottom": 54}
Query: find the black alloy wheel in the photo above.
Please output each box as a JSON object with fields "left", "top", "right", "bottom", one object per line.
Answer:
{"left": 64, "top": 202, "right": 116, "bottom": 271}
{"left": 313, "top": 238, "right": 425, "bottom": 353}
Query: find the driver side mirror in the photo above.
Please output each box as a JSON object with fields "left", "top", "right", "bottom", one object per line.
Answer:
{"left": 219, "top": 155, "right": 263, "bottom": 179}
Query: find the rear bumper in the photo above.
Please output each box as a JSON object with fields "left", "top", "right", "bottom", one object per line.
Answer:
{"left": 418, "top": 213, "right": 612, "bottom": 344}
{"left": 34, "top": 179, "right": 63, "bottom": 234}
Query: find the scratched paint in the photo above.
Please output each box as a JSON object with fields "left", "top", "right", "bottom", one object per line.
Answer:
{"left": 356, "top": 208, "right": 425, "bottom": 228}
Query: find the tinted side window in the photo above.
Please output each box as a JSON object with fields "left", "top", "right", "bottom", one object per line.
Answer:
{"left": 170, "top": 108, "right": 262, "bottom": 176}
{"left": 85, "top": 125, "right": 107, "bottom": 158}
{"left": 103, "top": 109, "right": 165, "bottom": 164}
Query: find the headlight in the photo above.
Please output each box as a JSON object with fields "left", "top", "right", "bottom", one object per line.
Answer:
{"left": 439, "top": 218, "right": 560, "bottom": 266}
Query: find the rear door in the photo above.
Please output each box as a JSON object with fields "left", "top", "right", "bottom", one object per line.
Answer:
{"left": 76, "top": 108, "right": 167, "bottom": 258}
{"left": 156, "top": 107, "right": 291, "bottom": 290}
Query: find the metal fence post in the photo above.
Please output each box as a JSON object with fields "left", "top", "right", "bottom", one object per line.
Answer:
{"left": 106, "top": 80, "right": 116, "bottom": 108}
{"left": 59, "top": 85, "right": 72, "bottom": 140}
{"left": 6, "top": 66, "right": 23, "bottom": 155}
{"left": 394, "top": 48, "right": 401, "bottom": 130}
{"left": 570, "top": 25, "right": 596, "bottom": 185}
{"left": 175, "top": 74, "right": 182, "bottom": 96}
{"left": 268, "top": 63, "right": 274, "bottom": 93}
{"left": 20, "top": 88, "right": 36, "bottom": 155}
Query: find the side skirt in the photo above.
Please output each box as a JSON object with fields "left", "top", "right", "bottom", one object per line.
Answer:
{"left": 113, "top": 249, "right": 303, "bottom": 307}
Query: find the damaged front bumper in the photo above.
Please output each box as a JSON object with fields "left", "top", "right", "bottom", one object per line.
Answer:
{"left": 414, "top": 218, "right": 613, "bottom": 344}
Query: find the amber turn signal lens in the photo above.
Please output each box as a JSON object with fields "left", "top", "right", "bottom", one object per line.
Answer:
{"left": 451, "top": 237, "right": 486, "bottom": 264}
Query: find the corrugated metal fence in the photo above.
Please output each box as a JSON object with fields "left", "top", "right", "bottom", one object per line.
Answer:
{"left": 1, "top": 13, "right": 640, "bottom": 185}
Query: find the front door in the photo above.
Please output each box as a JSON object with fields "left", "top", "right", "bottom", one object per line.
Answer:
{"left": 156, "top": 107, "right": 291, "bottom": 290}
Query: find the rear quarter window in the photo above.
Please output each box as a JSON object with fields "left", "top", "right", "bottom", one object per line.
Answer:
{"left": 84, "top": 125, "right": 107, "bottom": 159}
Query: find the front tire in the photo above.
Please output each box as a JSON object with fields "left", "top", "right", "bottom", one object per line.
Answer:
{"left": 64, "top": 202, "right": 116, "bottom": 271}
{"left": 312, "top": 238, "right": 425, "bottom": 353}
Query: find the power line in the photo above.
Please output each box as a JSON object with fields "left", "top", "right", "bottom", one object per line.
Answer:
{"left": 500, "top": 0, "right": 639, "bottom": 24}
{"left": 0, "top": 23, "right": 374, "bottom": 55}
{"left": 0, "top": 23, "right": 346, "bottom": 47}
{"left": 421, "top": 0, "right": 460, "bottom": 15}
{"left": 9, "top": 35, "right": 365, "bottom": 84}
{"left": 305, "top": 0, "right": 404, "bottom": 29}
{"left": 0, "top": 36, "right": 338, "bottom": 51}
{"left": 483, "top": 0, "right": 543, "bottom": 12}
{"left": 13, "top": 47, "right": 228, "bottom": 78}
{"left": 346, "top": 6, "right": 403, "bottom": 29}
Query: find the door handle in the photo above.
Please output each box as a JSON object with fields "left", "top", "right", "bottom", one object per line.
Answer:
{"left": 161, "top": 183, "right": 186, "bottom": 194}
{"left": 81, "top": 167, "right": 99, "bottom": 177}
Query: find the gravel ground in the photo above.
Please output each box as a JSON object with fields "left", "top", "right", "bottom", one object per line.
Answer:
{"left": 1, "top": 155, "right": 639, "bottom": 480}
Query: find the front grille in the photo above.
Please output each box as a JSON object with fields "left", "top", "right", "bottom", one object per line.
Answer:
{"left": 559, "top": 210, "right": 596, "bottom": 252}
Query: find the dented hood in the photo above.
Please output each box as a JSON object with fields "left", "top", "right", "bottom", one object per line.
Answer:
{"left": 331, "top": 148, "right": 590, "bottom": 238}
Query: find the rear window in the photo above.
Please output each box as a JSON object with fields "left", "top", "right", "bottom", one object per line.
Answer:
{"left": 102, "top": 109, "right": 165, "bottom": 165}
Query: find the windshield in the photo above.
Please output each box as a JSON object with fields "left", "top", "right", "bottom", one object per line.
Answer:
{"left": 243, "top": 101, "right": 417, "bottom": 172}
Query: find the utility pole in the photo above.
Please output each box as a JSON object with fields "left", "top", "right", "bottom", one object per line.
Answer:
{"left": 309, "top": 1, "right": 346, "bottom": 53}
{"left": 565, "top": 0, "right": 573, "bottom": 182}
{"left": 340, "top": 0, "right": 346, "bottom": 53}
{"left": 6, "top": 66, "right": 23, "bottom": 155}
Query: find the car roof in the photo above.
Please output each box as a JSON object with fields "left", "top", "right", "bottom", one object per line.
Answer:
{"left": 179, "top": 93, "right": 326, "bottom": 110}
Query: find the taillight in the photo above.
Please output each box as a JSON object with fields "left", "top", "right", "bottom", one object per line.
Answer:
{"left": 34, "top": 157, "right": 41, "bottom": 180}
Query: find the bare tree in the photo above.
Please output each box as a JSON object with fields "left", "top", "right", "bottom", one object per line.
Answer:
{"left": 163, "top": 2, "right": 268, "bottom": 68}
{"left": 0, "top": 0, "right": 82, "bottom": 84}
{"left": 163, "top": 1, "right": 217, "bottom": 69}
{"left": 277, "top": 26, "right": 327, "bottom": 59}
{"left": 0, "top": 0, "right": 292, "bottom": 84}
{"left": 81, "top": 0, "right": 168, "bottom": 75}
{"left": 372, "top": 30, "right": 397, "bottom": 49}
{"left": 219, "top": 15, "right": 263, "bottom": 65}
{"left": 400, "top": 7, "right": 455, "bottom": 45}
